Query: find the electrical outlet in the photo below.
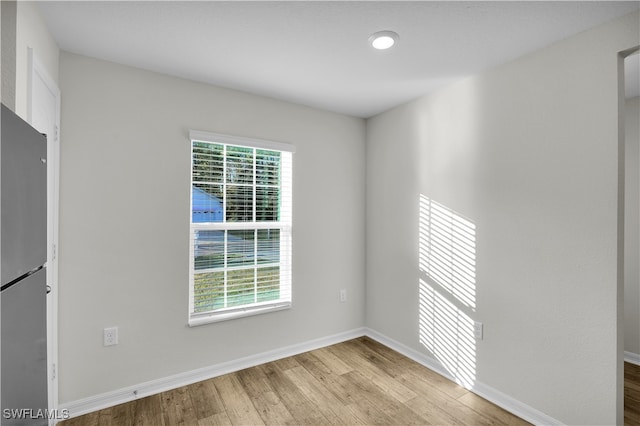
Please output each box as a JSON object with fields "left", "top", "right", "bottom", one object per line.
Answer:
{"left": 473, "top": 321, "right": 483, "bottom": 340}
{"left": 340, "top": 289, "right": 347, "bottom": 303}
{"left": 104, "top": 327, "right": 118, "bottom": 346}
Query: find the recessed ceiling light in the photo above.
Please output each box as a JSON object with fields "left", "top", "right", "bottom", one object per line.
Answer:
{"left": 369, "top": 31, "right": 399, "bottom": 50}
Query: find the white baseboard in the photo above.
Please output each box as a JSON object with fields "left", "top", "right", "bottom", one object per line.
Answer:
{"left": 625, "top": 351, "right": 640, "bottom": 366}
{"left": 363, "top": 327, "right": 564, "bottom": 426}
{"left": 60, "top": 327, "right": 366, "bottom": 419}
{"left": 61, "top": 326, "right": 563, "bottom": 426}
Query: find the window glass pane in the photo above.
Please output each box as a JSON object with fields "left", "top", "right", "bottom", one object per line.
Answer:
{"left": 257, "top": 266, "right": 280, "bottom": 302}
{"left": 193, "top": 271, "right": 224, "bottom": 312}
{"left": 256, "top": 150, "right": 280, "bottom": 186}
{"left": 226, "top": 146, "right": 254, "bottom": 185}
{"left": 257, "top": 229, "right": 280, "bottom": 264}
{"left": 194, "top": 230, "right": 224, "bottom": 270}
{"left": 226, "top": 184, "right": 253, "bottom": 222}
{"left": 227, "top": 268, "right": 256, "bottom": 307}
{"left": 193, "top": 142, "right": 223, "bottom": 183}
{"left": 227, "top": 230, "right": 255, "bottom": 267}
{"left": 256, "top": 187, "right": 279, "bottom": 221}
{"left": 190, "top": 136, "right": 292, "bottom": 321}
{"left": 192, "top": 184, "right": 223, "bottom": 223}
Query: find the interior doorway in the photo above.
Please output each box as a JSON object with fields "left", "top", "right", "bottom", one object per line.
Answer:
{"left": 622, "top": 47, "right": 640, "bottom": 425}
{"left": 623, "top": 50, "right": 639, "bottom": 364}
{"left": 27, "top": 48, "right": 61, "bottom": 418}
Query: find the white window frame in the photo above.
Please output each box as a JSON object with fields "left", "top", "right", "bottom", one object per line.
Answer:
{"left": 188, "top": 130, "right": 294, "bottom": 326}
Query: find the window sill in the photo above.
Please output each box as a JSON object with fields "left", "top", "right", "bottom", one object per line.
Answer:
{"left": 188, "top": 302, "right": 291, "bottom": 327}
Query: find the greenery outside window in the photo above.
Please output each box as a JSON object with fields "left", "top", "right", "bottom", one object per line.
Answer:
{"left": 189, "top": 130, "right": 293, "bottom": 326}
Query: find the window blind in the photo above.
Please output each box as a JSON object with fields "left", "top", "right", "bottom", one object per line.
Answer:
{"left": 189, "top": 131, "right": 293, "bottom": 325}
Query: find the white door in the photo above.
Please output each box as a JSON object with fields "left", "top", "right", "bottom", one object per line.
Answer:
{"left": 27, "top": 48, "right": 60, "bottom": 419}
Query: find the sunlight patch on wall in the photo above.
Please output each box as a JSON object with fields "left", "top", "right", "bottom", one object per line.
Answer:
{"left": 419, "top": 279, "right": 476, "bottom": 387}
{"left": 418, "top": 195, "right": 476, "bottom": 309}
{"left": 418, "top": 195, "right": 477, "bottom": 388}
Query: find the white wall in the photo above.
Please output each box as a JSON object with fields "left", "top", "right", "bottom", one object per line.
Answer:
{"left": 1, "top": 1, "right": 58, "bottom": 117}
{"left": 625, "top": 95, "right": 640, "bottom": 356}
{"left": 57, "top": 52, "right": 366, "bottom": 403}
{"left": 365, "top": 11, "right": 639, "bottom": 425}
{"left": 1, "top": 0, "right": 17, "bottom": 109}
{"left": 14, "top": 1, "right": 59, "bottom": 119}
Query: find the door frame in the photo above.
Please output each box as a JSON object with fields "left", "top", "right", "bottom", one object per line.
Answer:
{"left": 618, "top": 44, "right": 640, "bottom": 425}
{"left": 27, "top": 47, "right": 60, "bottom": 418}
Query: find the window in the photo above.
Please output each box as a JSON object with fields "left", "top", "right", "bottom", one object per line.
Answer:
{"left": 189, "top": 131, "right": 293, "bottom": 326}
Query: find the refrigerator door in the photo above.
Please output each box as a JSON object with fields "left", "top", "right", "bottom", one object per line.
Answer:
{"left": 1, "top": 104, "right": 47, "bottom": 284}
{"left": 1, "top": 267, "right": 48, "bottom": 425}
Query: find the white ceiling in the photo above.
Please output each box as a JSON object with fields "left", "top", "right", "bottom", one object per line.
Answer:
{"left": 38, "top": 1, "right": 640, "bottom": 118}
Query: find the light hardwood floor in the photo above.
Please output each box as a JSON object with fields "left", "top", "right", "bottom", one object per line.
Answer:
{"left": 627, "top": 362, "right": 640, "bottom": 426}
{"left": 61, "top": 337, "right": 530, "bottom": 425}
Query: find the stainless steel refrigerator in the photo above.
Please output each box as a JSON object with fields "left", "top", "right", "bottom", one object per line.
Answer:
{"left": 1, "top": 104, "right": 48, "bottom": 425}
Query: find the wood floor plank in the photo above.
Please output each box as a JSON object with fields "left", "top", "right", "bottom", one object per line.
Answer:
{"left": 397, "top": 370, "right": 496, "bottom": 426}
{"left": 346, "top": 337, "right": 410, "bottom": 378}
{"left": 211, "top": 374, "right": 265, "bottom": 426}
{"left": 626, "top": 362, "right": 640, "bottom": 426}
{"left": 293, "top": 351, "right": 399, "bottom": 424}
{"left": 160, "top": 385, "right": 199, "bottom": 426}
{"left": 110, "top": 401, "right": 136, "bottom": 426}
{"left": 293, "top": 351, "right": 356, "bottom": 405}
{"left": 457, "top": 391, "right": 531, "bottom": 426}
{"left": 626, "top": 362, "right": 640, "bottom": 379}
{"left": 268, "top": 355, "right": 300, "bottom": 371}
{"left": 327, "top": 339, "right": 417, "bottom": 403}
{"left": 186, "top": 379, "right": 225, "bottom": 421}
{"left": 61, "top": 411, "right": 99, "bottom": 426}
{"left": 627, "top": 388, "right": 640, "bottom": 408}
{"left": 235, "top": 364, "right": 297, "bottom": 425}
{"left": 60, "top": 338, "right": 535, "bottom": 426}
{"left": 196, "top": 413, "right": 232, "bottom": 426}
{"left": 310, "top": 346, "right": 354, "bottom": 375}
{"left": 357, "top": 336, "right": 469, "bottom": 400}
{"left": 342, "top": 369, "right": 431, "bottom": 425}
{"left": 132, "top": 393, "right": 166, "bottom": 426}
{"left": 284, "top": 364, "right": 368, "bottom": 425}
{"left": 403, "top": 394, "right": 467, "bottom": 426}
{"left": 258, "top": 361, "right": 331, "bottom": 425}
{"left": 96, "top": 408, "right": 114, "bottom": 426}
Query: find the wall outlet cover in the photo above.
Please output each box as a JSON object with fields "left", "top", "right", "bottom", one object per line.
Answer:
{"left": 104, "top": 327, "right": 118, "bottom": 346}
